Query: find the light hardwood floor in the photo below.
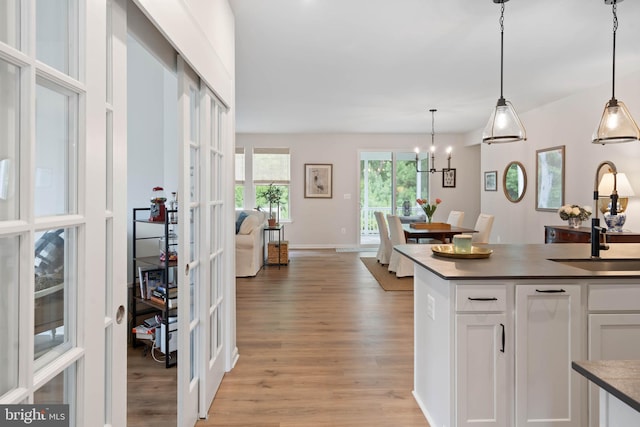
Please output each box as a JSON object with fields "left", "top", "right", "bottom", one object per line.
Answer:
{"left": 128, "top": 249, "right": 428, "bottom": 426}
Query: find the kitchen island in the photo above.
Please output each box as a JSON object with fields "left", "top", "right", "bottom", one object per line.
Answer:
{"left": 395, "top": 243, "right": 640, "bottom": 427}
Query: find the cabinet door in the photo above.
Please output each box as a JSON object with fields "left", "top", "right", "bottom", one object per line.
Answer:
{"left": 515, "top": 285, "right": 583, "bottom": 427}
{"left": 588, "top": 313, "right": 640, "bottom": 427}
{"left": 456, "top": 314, "right": 509, "bottom": 427}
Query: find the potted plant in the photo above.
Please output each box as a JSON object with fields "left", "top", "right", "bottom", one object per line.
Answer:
{"left": 261, "top": 183, "right": 282, "bottom": 226}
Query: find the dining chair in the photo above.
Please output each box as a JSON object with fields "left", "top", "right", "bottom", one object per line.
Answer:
{"left": 472, "top": 213, "right": 495, "bottom": 244}
{"left": 386, "top": 214, "right": 414, "bottom": 277}
{"left": 446, "top": 210, "right": 465, "bottom": 227}
{"left": 423, "top": 210, "right": 466, "bottom": 244}
{"left": 374, "top": 211, "right": 392, "bottom": 265}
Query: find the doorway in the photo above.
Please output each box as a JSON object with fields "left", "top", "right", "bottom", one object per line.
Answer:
{"left": 359, "top": 151, "right": 429, "bottom": 246}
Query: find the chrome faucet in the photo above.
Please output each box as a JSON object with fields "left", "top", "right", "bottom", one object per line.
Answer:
{"left": 591, "top": 161, "right": 618, "bottom": 258}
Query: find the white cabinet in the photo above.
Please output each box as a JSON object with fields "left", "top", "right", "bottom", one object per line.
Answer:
{"left": 514, "top": 284, "right": 583, "bottom": 427}
{"left": 456, "top": 313, "right": 509, "bottom": 426}
{"left": 587, "top": 284, "right": 640, "bottom": 427}
{"left": 455, "top": 284, "right": 510, "bottom": 427}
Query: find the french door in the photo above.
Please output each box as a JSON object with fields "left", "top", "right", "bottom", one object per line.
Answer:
{"left": 177, "top": 56, "right": 228, "bottom": 425}
{"left": 359, "top": 151, "right": 428, "bottom": 245}
{"left": 0, "top": 0, "right": 128, "bottom": 425}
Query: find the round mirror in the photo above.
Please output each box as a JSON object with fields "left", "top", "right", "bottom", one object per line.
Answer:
{"left": 503, "top": 161, "right": 527, "bottom": 203}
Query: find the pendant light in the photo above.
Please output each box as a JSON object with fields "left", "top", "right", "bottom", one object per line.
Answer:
{"left": 415, "top": 109, "right": 452, "bottom": 173}
{"left": 592, "top": 0, "right": 640, "bottom": 144}
{"left": 482, "top": 0, "right": 526, "bottom": 144}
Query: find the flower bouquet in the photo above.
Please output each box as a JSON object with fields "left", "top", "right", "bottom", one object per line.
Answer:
{"left": 558, "top": 204, "right": 592, "bottom": 228}
{"left": 417, "top": 198, "right": 442, "bottom": 223}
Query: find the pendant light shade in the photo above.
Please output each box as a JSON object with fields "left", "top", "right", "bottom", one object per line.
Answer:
{"left": 593, "top": 99, "right": 640, "bottom": 144}
{"left": 592, "top": 0, "right": 640, "bottom": 144}
{"left": 482, "top": 0, "right": 526, "bottom": 144}
{"left": 483, "top": 98, "right": 526, "bottom": 143}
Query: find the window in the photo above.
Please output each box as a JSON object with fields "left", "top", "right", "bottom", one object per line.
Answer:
{"left": 235, "top": 147, "right": 244, "bottom": 209}
{"left": 253, "top": 148, "right": 290, "bottom": 221}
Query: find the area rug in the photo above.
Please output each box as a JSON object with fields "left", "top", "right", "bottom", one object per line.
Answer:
{"left": 360, "top": 257, "right": 413, "bottom": 291}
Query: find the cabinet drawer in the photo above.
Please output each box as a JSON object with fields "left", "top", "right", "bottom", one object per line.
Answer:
{"left": 589, "top": 285, "right": 640, "bottom": 311}
{"left": 456, "top": 285, "right": 507, "bottom": 312}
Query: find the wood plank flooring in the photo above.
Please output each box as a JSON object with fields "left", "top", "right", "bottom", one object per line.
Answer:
{"left": 199, "top": 249, "right": 427, "bottom": 426}
{"left": 127, "top": 249, "right": 428, "bottom": 426}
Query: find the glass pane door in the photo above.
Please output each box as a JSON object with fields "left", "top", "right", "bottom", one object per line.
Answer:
{"left": 359, "top": 151, "right": 429, "bottom": 246}
{"left": 359, "top": 152, "right": 392, "bottom": 245}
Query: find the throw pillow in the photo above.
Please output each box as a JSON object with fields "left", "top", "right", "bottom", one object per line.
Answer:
{"left": 235, "top": 211, "right": 248, "bottom": 234}
{"left": 238, "top": 214, "right": 259, "bottom": 235}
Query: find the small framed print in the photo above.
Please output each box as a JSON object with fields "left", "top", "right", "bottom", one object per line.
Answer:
{"left": 443, "top": 169, "right": 456, "bottom": 188}
{"left": 484, "top": 171, "right": 498, "bottom": 191}
{"left": 304, "top": 163, "right": 333, "bottom": 198}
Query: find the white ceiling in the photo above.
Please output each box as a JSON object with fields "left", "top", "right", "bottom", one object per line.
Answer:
{"left": 229, "top": 0, "right": 640, "bottom": 135}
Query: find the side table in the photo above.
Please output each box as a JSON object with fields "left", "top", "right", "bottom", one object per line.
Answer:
{"left": 263, "top": 225, "right": 287, "bottom": 268}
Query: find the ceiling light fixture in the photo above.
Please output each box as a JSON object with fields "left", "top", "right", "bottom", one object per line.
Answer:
{"left": 592, "top": 0, "right": 640, "bottom": 144}
{"left": 482, "top": 0, "right": 526, "bottom": 144}
{"left": 415, "top": 108, "right": 452, "bottom": 174}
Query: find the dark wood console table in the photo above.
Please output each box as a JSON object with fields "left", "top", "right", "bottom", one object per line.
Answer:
{"left": 545, "top": 225, "right": 640, "bottom": 244}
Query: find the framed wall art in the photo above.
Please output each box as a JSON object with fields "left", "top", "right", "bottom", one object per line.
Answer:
{"left": 443, "top": 169, "right": 456, "bottom": 188}
{"left": 304, "top": 163, "right": 333, "bottom": 198}
{"left": 484, "top": 171, "right": 498, "bottom": 191}
{"left": 535, "top": 145, "right": 565, "bottom": 211}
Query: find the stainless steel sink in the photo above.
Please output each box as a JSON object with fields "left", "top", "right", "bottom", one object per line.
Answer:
{"left": 549, "top": 258, "right": 640, "bottom": 272}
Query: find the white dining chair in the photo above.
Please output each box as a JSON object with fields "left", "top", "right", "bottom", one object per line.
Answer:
{"left": 446, "top": 210, "right": 465, "bottom": 227}
{"left": 472, "top": 213, "right": 495, "bottom": 244}
{"left": 424, "top": 210, "right": 465, "bottom": 244}
{"left": 386, "top": 214, "right": 414, "bottom": 277}
{"left": 374, "top": 211, "right": 392, "bottom": 265}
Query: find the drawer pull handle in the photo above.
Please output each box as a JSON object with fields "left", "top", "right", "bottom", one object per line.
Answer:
{"left": 468, "top": 297, "right": 498, "bottom": 301}
{"left": 500, "top": 323, "right": 505, "bottom": 353}
{"left": 535, "top": 289, "right": 566, "bottom": 293}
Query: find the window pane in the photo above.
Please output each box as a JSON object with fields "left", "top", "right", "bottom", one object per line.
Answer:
{"left": 34, "top": 228, "right": 76, "bottom": 364}
{"left": 255, "top": 184, "right": 289, "bottom": 221}
{"left": 0, "top": 59, "right": 20, "bottom": 221}
{"left": 0, "top": 1, "right": 20, "bottom": 49}
{"left": 0, "top": 235, "right": 19, "bottom": 396}
{"left": 36, "top": 0, "right": 76, "bottom": 77}
{"left": 234, "top": 185, "right": 244, "bottom": 209}
{"left": 35, "top": 82, "right": 78, "bottom": 216}
{"left": 34, "top": 363, "right": 76, "bottom": 407}
{"left": 396, "top": 152, "right": 421, "bottom": 216}
{"left": 190, "top": 146, "right": 199, "bottom": 203}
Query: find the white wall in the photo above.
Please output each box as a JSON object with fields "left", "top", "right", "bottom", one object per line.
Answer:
{"left": 237, "top": 133, "right": 480, "bottom": 248}
{"left": 479, "top": 69, "right": 640, "bottom": 244}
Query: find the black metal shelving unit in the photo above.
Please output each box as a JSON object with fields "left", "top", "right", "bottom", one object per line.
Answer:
{"left": 131, "top": 207, "right": 178, "bottom": 368}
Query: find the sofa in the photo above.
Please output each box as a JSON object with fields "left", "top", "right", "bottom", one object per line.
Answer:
{"left": 235, "top": 209, "right": 268, "bottom": 277}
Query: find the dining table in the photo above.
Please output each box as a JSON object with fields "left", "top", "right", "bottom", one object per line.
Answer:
{"left": 402, "top": 224, "right": 477, "bottom": 243}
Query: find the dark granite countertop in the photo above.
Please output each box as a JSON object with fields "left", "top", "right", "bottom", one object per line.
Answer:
{"left": 395, "top": 243, "right": 640, "bottom": 280}
{"left": 572, "top": 360, "right": 640, "bottom": 413}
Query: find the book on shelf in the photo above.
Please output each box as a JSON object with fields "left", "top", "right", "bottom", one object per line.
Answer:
{"left": 132, "top": 324, "right": 156, "bottom": 340}
{"left": 149, "top": 295, "right": 178, "bottom": 309}
{"left": 137, "top": 267, "right": 165, "bottom": 299}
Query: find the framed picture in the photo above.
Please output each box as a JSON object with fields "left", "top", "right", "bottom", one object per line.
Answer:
{"left": 304, "top": 163, "right": 333, "bottom": 198}
{"left": 536, "top": 145, "right": 565, "bottom": 211}
{"left": 443, "top": 169, "right": 456, "bottom": 188}
{"left": 484, "top": 171, "right": 498, "bottom": 191}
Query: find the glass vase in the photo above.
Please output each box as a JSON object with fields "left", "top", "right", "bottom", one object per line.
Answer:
{"left": 567, "top": 217, "right": 582, "bottom": 228}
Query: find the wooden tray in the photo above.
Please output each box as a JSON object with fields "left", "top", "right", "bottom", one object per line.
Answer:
{"left": 409, "top": 222, "right": 451, "bottom": 229}
{"left": 431, "top": 244, "right": 493, "bottom": 259}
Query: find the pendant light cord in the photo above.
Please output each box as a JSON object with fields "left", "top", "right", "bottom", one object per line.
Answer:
{"left": 499, "top": 2, "right": 505, "bottom": 100}
{"left": 430, "top": 109, "right": 435, "bottom": 148}
{"left": 611, "top": 1, "right": 618, "bottom": 100}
